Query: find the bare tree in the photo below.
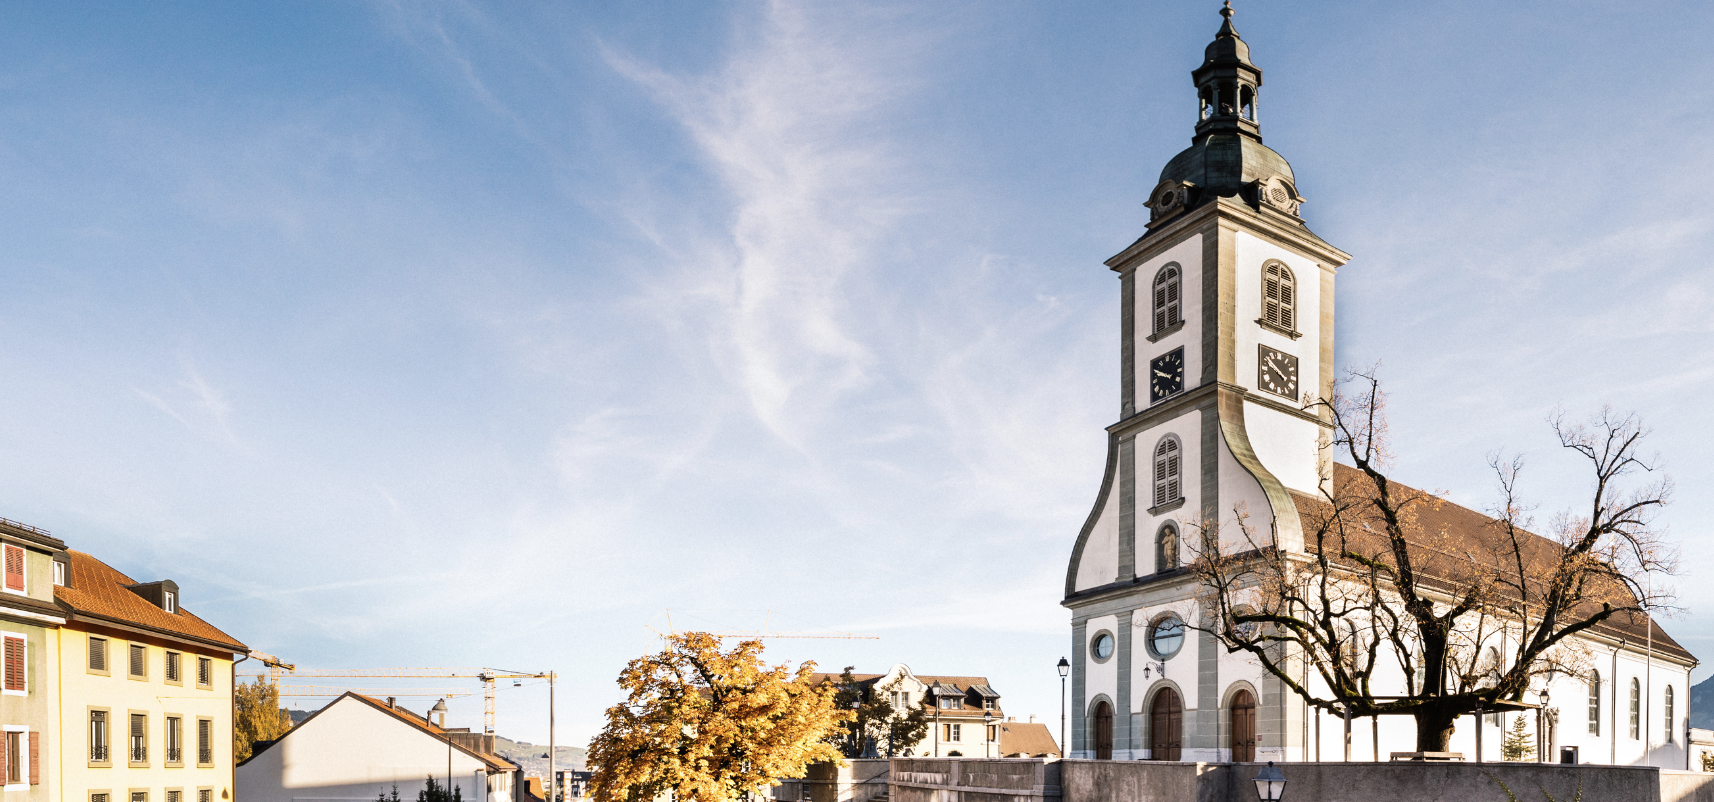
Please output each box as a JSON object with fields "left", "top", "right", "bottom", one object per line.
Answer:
{"left": 1191, "top": 369, "right": 1675, "bottom": 752}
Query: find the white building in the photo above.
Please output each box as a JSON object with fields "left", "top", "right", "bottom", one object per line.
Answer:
{"left": 1060, "top": 5, "right": 1695, "bottom": 768}
{"left": 238, "top": 693, "right": 517, "bottom": 802}
{"left": 815, "top": 664, "right": 1019, "bottom": 758}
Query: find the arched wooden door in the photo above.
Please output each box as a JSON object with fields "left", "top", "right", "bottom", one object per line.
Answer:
{"left": 1230, "top": 689, "right": 1257, "bottom": 762}
{"left": 1150, "top": 689, "right": 1183, "bottom": 761}
{"left": 1092, "top": 700, "right": 1114, "bottom": 760}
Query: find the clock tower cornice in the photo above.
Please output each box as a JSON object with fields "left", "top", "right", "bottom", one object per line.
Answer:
{"left": 1105, "top": 196, "right": 1350, "bottom": 276}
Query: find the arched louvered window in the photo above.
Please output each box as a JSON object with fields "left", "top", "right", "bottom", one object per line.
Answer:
{"left": 1152, "top": 437, "right": 1182, "bottom": 508}
{"left": 1152, "top": 265, "right": 1182, "bottom": 333}
{"left": 1588, "top": 670, "right": 1601, "bottom": 736}
{"left": 1262, "top": 262, "right": 1295, "bottom": 331}
{"left": 1630, "top": 678, "right": 1641, "bottom": 740}
{"left": 1156, "top": 523, "right": 1179, "bottom": 573}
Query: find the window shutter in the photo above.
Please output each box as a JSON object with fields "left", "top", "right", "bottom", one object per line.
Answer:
{"left": 165, "top": 653, "right": 179, "bottom": 682}
{"left": 4, "top": 637, "right": 23, "bottom": 692}
{"left": 130, "top": 644, "right": 144, "bottom": 677}
{"left": 0, "top": 731, "right": 9, "bottom": 786}
{"left": 26, "top": 732, "right": 36, "bottom": 785}
{"left": 88, "top": 638, "right": 105, "bottom": 672}
{"left": 3, "top": 546, "right": 21, "bottom": 591}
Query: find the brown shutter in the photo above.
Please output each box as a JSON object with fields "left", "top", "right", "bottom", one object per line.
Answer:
{"left": 27, "top": 732, "right": 37, "bottom": 785}
{"left": 88, "top": 637, "right": 105, "bottom": 672}
{"left": 3, "top": 547, "right": 21, "bottom": 591}
{"left": 0, "top": 730, "right": 9, "bottom": 784}
{"left": 2, "top": 638, "right": 18, "bottom": 691}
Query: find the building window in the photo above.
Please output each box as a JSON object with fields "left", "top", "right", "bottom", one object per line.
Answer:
{"left": 198, "top": 791, "right": 211, "bottom": 802}
{"left": 939, "top": 696, "right": 960, "bottom": 710}
{"left": 52, "top": 561, "right": 64, "bottom": 587}
{"left": 5, "top": 731, "right": 20, "bottom": 784}
{"left": 942, "top": 723, "right": 961, "bottom": 742}
{"left": 1156, "top": 522, "right": 1179, "bottom": 572}
{"left": 92, "top": 795, "right": 108, "bottom": 802}
{"left": 1588, "top": 670, "right": 1601, "bottom": 735}
{"left": 983, "top": 698, "right": 995, "bottom": 710}
{"left": 196, "top": 718, "right": 212, "bottom": 765}
{"left": 1152, "top": 265, "right": 1182, "bottom": 333}
{"left": 89, "top": 711, "right": 108, "bottom": 763}
{"left": 1148, "top": 614, "right": 1186, "bottom": 660}
{"left": 3, "top": 635, "right": 24, "bottom": 694}
{"left": 1630, "top": 678, "right": 1641, "bottom": 740}
{"left": 88, "top": 637, "right": 108, "bottom": 673}
{"left": 1152, "top": 437, "right": 1182, "bottom": 508}
{"left": 987, "top": 725, "right": 998, "bottom": 742}
{"left": 1666, "top": 686, "right": 1676, "bottom": 743}
{"left": 167, "top": 792, "right": 181, "bottom": 802}
{"left": 1262, "top": 262, "right": 1295, "bottom": 332}
{"left": 165, "top": 652, "right": 181, "bottom": 684}
{"left": 892, "top": 691, "right": 910, "bottom": 710}
{"left": 196, "top": 657, "right": 212, "bottom": 687}
{"left": 131, "top": 792, "right": 147, "bottom": 802}
{"left": 2, "top": 545, "right": 22, "bottom": 592}
{"left": 129, "top": 644, "right": 146, "bottom": 679}
{"left": 166, "top": 717, "right": 182, "bottom": 764}
{"left": 163, "top": 591, "right": 176, "bottom": 614}
{"left": 129, "top": 714, "right": 147, "bottom": 763}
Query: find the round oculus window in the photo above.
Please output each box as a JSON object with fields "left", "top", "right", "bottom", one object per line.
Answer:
{"left": 1091, "top": 632, "right": 1115, "bottom": 660}
{"left": 1149, "top": 615, "right": 1185, "bottom": 659}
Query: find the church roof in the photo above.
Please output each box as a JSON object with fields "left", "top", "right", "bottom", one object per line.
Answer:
{"left": 1288, "top": 463, "right": 1692, "bottom": 664}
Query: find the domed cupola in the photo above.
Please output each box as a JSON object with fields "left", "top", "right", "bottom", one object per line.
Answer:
{"left": 1146, "top": 1, "right": 1305, "bottom": 227}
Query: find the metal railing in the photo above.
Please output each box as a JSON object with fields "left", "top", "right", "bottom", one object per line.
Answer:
{"left": 90, "top": 745, "right": 107, "bottom": 762}
{"left": 167, "top": 747, "right": 181, "bottom": 763}
{"left": 198, "top": 749, "right": 212, "bottom": 765}
{"left": 0, "top": 517, "right": 50, "bottom": 537}
{"left": 131, "top": 744, "right": 146, "bottom": 762}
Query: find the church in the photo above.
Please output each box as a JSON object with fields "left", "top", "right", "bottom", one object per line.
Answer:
{"left": 1059, "top": 5, "right": 1696, "bottom": 767}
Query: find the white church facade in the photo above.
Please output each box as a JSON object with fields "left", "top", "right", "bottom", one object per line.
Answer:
{"left": 1060, "top": 5, "right": 1696, "bottom": 768}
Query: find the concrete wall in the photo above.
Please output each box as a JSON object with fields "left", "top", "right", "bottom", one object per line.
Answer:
{"left": 771, "top": 760, "right": 890, "bottom": 802}
{"left": 1661, "top": 770, "right": 1714, "bottom": 802}
{"left": 890, "top": 759, "right": 1060, "bottom": 802}
{"left": 899, "top": 758, "right": 1691, "bottom": 802}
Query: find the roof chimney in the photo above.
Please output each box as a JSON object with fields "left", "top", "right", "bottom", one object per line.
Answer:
{"left": 1029, "top": 715, "right": 1036, "bottom": 724}
{"left": 386, "top": 697, "right": 396, "bottom": 709}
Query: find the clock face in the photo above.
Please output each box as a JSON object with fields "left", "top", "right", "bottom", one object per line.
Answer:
{"left": 1149, "top": 348, "right": 1184, "bottom": 404}
{"left": 1258, "top": 345, "right": 1299, "bottom": 400}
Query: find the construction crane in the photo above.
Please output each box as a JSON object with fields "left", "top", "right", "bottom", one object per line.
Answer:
{"left": 247, "top": 650, "right": 296, "bottom": 686}
{"left": 270, "top": 686, "right": 473, "bottom": 699}
{"left": 650, "top": 609, "right": 880, "bottom": 641}
{"left": 245, "top": 667, "right": 550, "bottom": 735}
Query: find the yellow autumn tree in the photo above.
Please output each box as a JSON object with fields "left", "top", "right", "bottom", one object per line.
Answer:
{"left": 588, "top": 633, "right": 849, "bottom": 802}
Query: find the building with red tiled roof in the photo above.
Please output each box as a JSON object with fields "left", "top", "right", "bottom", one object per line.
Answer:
{"left": 238, "top": 693, "right": 520, "bottom": 802}
{"left": 53, "top": 549, "right": 249, "bottom": 802}
{"left": 813, "top": 664, "right": 1015, "bottom": 758}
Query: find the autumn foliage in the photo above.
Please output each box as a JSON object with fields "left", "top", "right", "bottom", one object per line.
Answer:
{"left": 588, "top": 633, "right": 850, "bottom": 802}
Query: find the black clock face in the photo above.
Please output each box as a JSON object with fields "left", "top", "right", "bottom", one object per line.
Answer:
{"left": 1258, "top": 345, "right": 1299, "bottom": 400}
{"left": 1149, "top": 348, "right": 1184, "bottom": 403}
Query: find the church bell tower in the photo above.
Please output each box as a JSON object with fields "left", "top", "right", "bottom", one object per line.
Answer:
{"left": 1061, "top": 2, "right": 1350, "bottom": 762}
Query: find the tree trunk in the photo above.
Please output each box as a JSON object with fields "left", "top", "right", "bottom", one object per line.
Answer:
{"left": 1414, "top": 708, "right": 1458, "bottom": 753}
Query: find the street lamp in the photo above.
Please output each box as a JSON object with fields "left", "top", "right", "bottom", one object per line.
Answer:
{"left": 1057, "top": 658, "right": 1070, "bottom": 758}
{"left": 1252, "top": 761, "right": 1286, "bottom": 801}
{"left": 430, "top": 699, "right": 451, "bottom": 802}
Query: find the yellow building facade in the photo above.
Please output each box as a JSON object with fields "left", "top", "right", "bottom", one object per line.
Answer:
{"left": 52, "top": 552, "right": 245, "bottom": 802}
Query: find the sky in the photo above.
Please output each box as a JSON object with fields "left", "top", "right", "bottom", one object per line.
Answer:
{"left": 0, "top": 0, "right": 1710, "bottom": 748}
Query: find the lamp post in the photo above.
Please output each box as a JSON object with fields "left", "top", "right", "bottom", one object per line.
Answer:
{"left": 1538, "top": 688, "right": 1551, "bottom": 764}
{"left": 1057, "top": 658, "right": 1070, "bottom": 758}
{"left": 985, "top": 710, "right": 994, "bottom": 759}
{"left": 431, "top": 699, "right": 451, "bottom": 802}
{"left": 1252, "top": 761, "right": 1286, "bottom": 801}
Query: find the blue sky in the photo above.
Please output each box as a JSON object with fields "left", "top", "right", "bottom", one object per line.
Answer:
{"left": 0, "top": 0, "right": 1710, "bottom": 746}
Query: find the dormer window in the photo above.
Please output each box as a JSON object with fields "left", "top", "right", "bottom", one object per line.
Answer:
{"left": 52, "top": 560, "right": 64, "bottom": 587}
{"left": 2, "top": 545, "right": 22, "bottom": 593}
{"left": 163, "top": 591, "right": 176, "bottom": 614}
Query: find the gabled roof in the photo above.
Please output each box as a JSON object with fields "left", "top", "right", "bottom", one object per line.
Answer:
{"left": 54, "top": 550, "right": 245, "bottom": 652}
{"left": 998, "top": 721, "right": 1060, "bottom": 757}
{"left": 241, "top": 692, "right": 513, "bottom": 771}
{"left": 1290, "top": 464, "right": 1693, "bottom": 664}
